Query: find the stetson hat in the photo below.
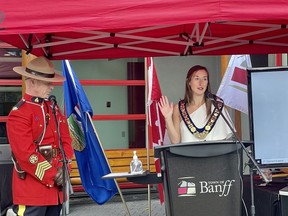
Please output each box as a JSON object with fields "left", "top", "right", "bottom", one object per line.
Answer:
{"left": 13, "top": 56, "right": 65, "bottom": 82}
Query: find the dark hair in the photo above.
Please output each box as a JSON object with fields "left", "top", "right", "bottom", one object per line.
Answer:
{"left": 183, "top": 65, "right": 212, "bottom": 117}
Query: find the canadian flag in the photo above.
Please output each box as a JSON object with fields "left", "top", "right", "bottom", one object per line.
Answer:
{"left": 217, "top": 55, "right": 252, "bottom": 114}
{"left": 146, "top": 57, "right": 165, "bottom": 203}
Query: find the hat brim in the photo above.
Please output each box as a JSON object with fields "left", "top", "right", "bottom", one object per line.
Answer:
{"left": 13, "top": 66, "right": 65, "bottom": 82}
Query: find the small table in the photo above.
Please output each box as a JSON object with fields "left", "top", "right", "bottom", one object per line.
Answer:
{"left": 102, "top": 170, "right": 162, "bottom": 184}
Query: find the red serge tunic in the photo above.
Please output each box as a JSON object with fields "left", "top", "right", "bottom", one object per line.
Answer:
{"left": 7, "top": 94, "right": 73, "bottom": 206}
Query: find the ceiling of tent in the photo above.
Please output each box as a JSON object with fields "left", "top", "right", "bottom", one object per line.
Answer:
{"left": 0, "top": 0, "right": 288, "bottom": 60}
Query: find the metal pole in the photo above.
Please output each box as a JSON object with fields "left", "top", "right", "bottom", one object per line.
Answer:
{"left": 145, "top": 57, "right": 152, "bottom": 216}
{"left": 210, "top": 97, "right": 270, "bottom": 216}
{"left": 249, "top": 160, "right": 256, "bottom": 216}
{"left": 51, "top": 102, "right": 73, "bottom": 216}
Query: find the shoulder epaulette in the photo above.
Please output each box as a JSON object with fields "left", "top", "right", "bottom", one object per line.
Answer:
{"left": 12, "top": 99, "right": 26, "bottom": 111}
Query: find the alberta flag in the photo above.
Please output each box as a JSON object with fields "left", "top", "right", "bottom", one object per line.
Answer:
{"left": 217, "top": 55, "right": 252, "bottom": 114}
{"left": 62, "top": 60, "right": 117, "bottom": 205}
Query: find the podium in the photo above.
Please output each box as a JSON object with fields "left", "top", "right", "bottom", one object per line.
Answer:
{"left": 154, "top": 141, "right": 244, "bottom": 216}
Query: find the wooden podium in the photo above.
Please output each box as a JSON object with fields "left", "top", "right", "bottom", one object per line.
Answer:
{"left": 154, "top": 141, "right": 245, "bottom": 216}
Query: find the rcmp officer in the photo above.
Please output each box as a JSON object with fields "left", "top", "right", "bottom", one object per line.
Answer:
{"left": 6, "top": 57, "right": 74, "bottom": 216}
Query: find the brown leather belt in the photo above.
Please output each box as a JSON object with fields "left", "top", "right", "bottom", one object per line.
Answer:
{"left": 38, "top": 145, "right": 59, "bottom": 163}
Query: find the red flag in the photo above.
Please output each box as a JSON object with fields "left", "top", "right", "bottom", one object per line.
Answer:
{"left": 146, "top": 57, "right": 165, "bottom": 204}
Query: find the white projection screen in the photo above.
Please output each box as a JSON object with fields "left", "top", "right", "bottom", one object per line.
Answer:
{"left": 248, "top": 67, "right": 288, "bottom": 168}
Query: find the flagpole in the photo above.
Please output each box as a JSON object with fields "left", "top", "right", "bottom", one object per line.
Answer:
{"left": 145, "top": 57, "right": 152, "bottom": 216}
{"left": 86, "top": 113, "right": 131, "bottom": 216}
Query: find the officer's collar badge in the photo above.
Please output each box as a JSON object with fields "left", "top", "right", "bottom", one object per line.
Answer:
{"left": 31, "top": 97, "right": 44, "bottom": 103}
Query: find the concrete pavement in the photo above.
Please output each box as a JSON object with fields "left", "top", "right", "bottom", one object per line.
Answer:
{"left": 67, "top": 192, "right": 166, "bottom": 216}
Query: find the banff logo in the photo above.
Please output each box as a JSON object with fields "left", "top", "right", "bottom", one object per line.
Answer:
{"left": 177, "top": 177, "right": 235, "bottom": 197}
{"left": 178, "top": 177, "right": 196, "bottom": 197}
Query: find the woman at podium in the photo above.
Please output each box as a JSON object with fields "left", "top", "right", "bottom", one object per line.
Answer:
{"left": 159, "top": 65, "right": 234, "bottom": 144}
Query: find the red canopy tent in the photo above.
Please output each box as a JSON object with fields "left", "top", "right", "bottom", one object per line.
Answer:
{"left": 0, "top": 1, "right": 287, "bottom": 213}
{"left": 0, "top": 0, "right": 288, "bottom": 59}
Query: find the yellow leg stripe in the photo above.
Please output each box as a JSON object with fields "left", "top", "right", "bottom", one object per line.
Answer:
{"left": 18, "top": 205, "right": 26, "bottom": 216}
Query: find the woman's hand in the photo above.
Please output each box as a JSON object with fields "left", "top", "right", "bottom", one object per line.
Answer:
{"left": 159, "top": 96, "right": 173, "bottom": 119}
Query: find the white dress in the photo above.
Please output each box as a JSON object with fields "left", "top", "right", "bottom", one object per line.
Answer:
{"left": 180, "top": 103, "right": 234, "bottom": 143}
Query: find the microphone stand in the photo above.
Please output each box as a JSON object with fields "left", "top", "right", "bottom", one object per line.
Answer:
{"left": 51, "top": 102, "right": 73, "bottom": 216}
{"left": 209, "top": 96, "right": 269, "bottom": 216}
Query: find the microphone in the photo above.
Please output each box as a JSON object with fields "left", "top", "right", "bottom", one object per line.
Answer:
{"left": 48, "top": 95, "right": 57, "bottom": 106}
{"left": 205, "top": 92, "right": 224, "bottom": 109}
{"left": 205, "top": 91, "right": 218, "bottom": 101}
